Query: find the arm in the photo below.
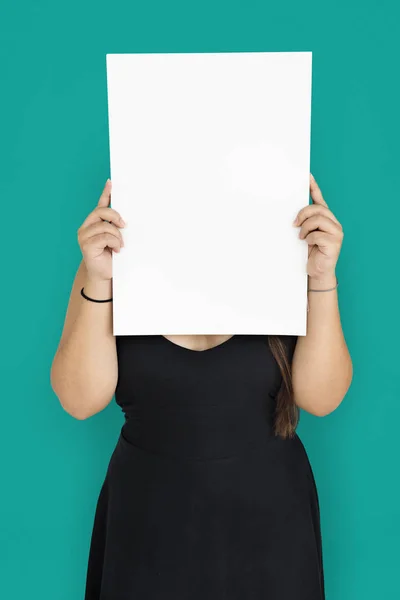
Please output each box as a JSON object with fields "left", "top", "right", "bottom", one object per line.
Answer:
{"left": 291, "top": 175, "right": 353, "bottom": 417}
{"left": 50, "top": 180, "right": 125, "bottom": 419}
{"left": 292, "top": 273, "right": 352, "bottom": 416}
{"left": 50, "top": 261, "right": 117, "bottom": 419}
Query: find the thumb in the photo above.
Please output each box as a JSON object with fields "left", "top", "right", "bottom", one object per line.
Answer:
{"left": 98, "top": 179, "right": 112, "bottom": 207}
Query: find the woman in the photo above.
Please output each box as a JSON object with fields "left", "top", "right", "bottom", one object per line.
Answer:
{"left": 51, "top": 173, "right": 352, "bottom": 599}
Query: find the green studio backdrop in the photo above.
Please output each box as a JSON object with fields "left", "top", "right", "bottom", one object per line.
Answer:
{"left": 1, "top": 0, "right": 399, "bottom": 598}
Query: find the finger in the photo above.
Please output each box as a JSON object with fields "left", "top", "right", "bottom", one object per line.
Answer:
{"left": 294, "top": 203, "right": 341, "bottom": 227}
{"left": 78, "top": 221, "right": 124, "bottom": 247}
{"left": 81, "top": 206, "right": 125, "bottom": 230}
{"left": 98, "top": 179, "right": 112, "bottom": 208}
{"left": 304, "top": 231, "right": 332, "bottom": 248}
{"left": 82, "top": 232, "right": 122, "bottom": 255}
{"left": 299, "top": 215, "right": 342, "bottom": 240}
{"left": 310, "top": 174, "right": 328, "bottom": 207}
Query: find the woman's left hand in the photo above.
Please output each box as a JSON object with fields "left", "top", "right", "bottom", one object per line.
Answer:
{"left": 293, "top": 174, "right": 344, "bottom": 283}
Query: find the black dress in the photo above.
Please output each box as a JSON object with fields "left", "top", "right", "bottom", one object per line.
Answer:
{"left": 84, "top": 334, "right": 325, "bottom": 599}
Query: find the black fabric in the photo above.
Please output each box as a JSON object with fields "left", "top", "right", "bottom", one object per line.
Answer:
{"left": 84, "top": 334, "right": 324, "bottom": 599}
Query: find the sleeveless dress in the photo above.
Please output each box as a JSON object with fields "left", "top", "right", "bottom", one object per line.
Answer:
{"left": 84, "top": 334, "right": 325, "bottom": 599}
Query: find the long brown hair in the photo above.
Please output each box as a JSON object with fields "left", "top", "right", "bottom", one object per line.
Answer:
{"left": 268, "top": 336, "right": 299, "bottom": 439}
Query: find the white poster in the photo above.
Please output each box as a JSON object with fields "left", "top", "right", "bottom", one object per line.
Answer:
{"left": 106, "top": 51, "right": 312, "bottom": 336}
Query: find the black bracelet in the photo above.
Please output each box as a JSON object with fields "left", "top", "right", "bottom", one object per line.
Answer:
{"left": 81, "top": 287, "right": 113, "bottom": 303}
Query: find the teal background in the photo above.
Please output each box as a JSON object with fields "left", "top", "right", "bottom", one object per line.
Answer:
{"left": 1, "top": 0, "right": 399, "bottom": 598}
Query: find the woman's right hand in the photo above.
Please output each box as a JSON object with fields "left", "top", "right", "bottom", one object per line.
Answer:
{"left": 77, "top": 179, "right": 125, "bottom": 283}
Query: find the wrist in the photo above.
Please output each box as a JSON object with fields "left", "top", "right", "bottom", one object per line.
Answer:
{"left": 84, "top": 277, "right": 112, "bottom": 299}
{"left": 308, "top": 273, "right": 337, "bottom": 291}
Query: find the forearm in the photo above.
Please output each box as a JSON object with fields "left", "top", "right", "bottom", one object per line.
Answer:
{"left": 51, "top": 278, "right": 118, "bottom": 419}
{"left": 292, "top": 273, "right": 353, "bottom": 416}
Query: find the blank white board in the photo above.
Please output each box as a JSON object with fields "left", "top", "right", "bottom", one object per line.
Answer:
{"left": 106, "top": 51, "right": 312, "bottom": 336}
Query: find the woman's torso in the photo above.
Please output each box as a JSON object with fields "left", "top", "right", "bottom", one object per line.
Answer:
{"left": 88, "top": 333, "right": 324, "bottom": 599}
{"left": 115, "top": 334, "right": 284, "bottom": 460}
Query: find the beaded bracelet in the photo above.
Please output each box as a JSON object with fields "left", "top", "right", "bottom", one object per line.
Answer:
{"left": 308, "top": 277, "right": 339, "bottom": 293}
